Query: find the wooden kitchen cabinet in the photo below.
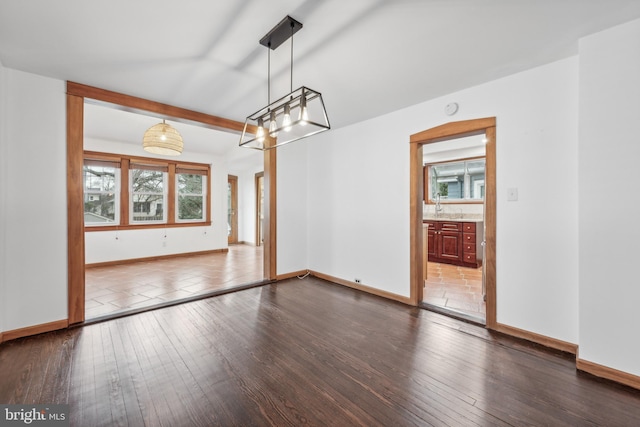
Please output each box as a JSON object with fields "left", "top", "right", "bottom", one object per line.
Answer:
{"left": 424, "top": 220, "right": 483, "bottom": 268}
{"left": 461, "top": 222, "right": 480, "bottom": 267}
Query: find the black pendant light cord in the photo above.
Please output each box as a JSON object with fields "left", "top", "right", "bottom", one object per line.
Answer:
{"left": 267, "top": 21, "right": 296, "bottom": 108}
{"left": 240, "top": 15, "right": 330, "bottom": 149}
{"left": 290, "top": 21, "right": 294, "bottom": 94}
{"left": 268, "top": 42, "right": 271, "bottom": 106}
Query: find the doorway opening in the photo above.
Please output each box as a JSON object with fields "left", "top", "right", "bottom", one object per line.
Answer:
{"left": 67, "top": 82, "right": 277, "bottom": 325}
{"left": 421, "top": 138, "right": 486, "bottom": 324}
{"left": 228, "top": 175, "right": 238, "bottom": 244}
{"left": 409, "top": 117, "right": 496, "bottom": 329}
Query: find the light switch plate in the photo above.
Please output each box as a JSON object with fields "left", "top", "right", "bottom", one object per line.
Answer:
{"left": 507, "top": 187, "right": 518, "bottom": 201}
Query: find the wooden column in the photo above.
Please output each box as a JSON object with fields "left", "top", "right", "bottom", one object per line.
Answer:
{"left": 67, "top": 93, "right": 85, "bottom": 325}
{"left": 483, "top": 125, "right": 497, "bottom": 328}
{"left": 409, "top": 142, "right": 424, "bottom": 305}
{"left": 263, "top": 136, "right": 277, "bottom": 281}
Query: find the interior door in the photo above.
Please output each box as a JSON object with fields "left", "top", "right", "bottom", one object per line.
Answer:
{"left": 228, "top": 175, "right": 238, "bottom": 244}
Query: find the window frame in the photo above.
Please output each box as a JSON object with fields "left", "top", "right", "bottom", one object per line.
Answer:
{"left": 424, "top": 156, "right": 486, "bottom": 205}
{"left": 129, "top": 165, "right": 168, "bottom": 224}
{"left": 83, "top": 151, "right": 211, "bottom": 231}
{"left": 83, "top": 159, "right": 121, "bottom": 227}
{"left": 175, "top": 168, "right": 208, "bottom": 223}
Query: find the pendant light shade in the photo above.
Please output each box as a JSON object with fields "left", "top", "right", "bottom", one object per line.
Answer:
{"left": 143, "top": 119, "right": 184, "bottom": 156}
{"left": 239, "top": 15, "right": 330, "bottom": 150}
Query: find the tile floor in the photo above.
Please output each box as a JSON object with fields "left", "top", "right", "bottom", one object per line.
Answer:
{"left": 85, "top": 244, "right": 263, "bottom": 320}
{"left": 423, "top": 261, "right": 485, "bottom": 322}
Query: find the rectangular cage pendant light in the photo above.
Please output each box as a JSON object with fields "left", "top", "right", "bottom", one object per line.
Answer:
{"left": 240, "top": 86, "right": 330, "bottom": 150}
{"left": 239, "top": 15, "right": 330, "bottom": 150}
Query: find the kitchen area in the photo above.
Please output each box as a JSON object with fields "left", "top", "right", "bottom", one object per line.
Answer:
{"left": 421, "top": 135, "right": 486, "bottom": 323}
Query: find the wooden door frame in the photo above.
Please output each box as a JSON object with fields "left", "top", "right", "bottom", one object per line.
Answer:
{"left": 227, "top": 175, "right": 238, "bottom": 244}
{"left": 66, "top": 82, "right": 277, "bottom": 325}
{"left": 409, "top": 117, "right": 497, "bottom": 328}
{"left": 255, "top": 172, "right": 264, "bottom": 247}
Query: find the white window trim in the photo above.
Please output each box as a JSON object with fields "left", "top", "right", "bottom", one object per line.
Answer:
{"left": 176, "top": 173, "right": 207, "bottom": 223}
{"left": 129, "top": 169, "right": 168, "bottom": 224}
{"left": 84, "top": 166, "right": 121, "bottom": 227}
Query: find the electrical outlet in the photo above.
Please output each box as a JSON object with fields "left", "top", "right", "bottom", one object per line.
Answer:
{"left": 355, "top": 278, "right": 361, "bottom": 283}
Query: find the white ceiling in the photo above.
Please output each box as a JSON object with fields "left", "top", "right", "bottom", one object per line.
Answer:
{"left": 83, "top": 102, "right": 251, "bottom": 158}
{"left": 2, "top": 0, "right": 640, "bottom": 157}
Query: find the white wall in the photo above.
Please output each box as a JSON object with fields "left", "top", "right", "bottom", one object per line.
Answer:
{"left": 277, "top": 141, "right": 309, "bottom": 275}
{"left": 578, "top": 18, "right": 640, "bottom": 376}
{"left": 307, "top": 112, "right": 411, "bottom": 293}
{"left": 236, "top": 168, "right": 258, "bottom": 245}
{"left": 83, "top": 138, "right": 228, "bottom": 263}
{"left": 306, "top": 56, "right": 579, "bottom": 344}
{"left": 490, "top": 58, "right": 579, "bottom": 343}
{"left": 1, "top": 69, "right": 68, "bottom": 331}
{"left": 0, "top": 60, "right": 7, "bottom": 334}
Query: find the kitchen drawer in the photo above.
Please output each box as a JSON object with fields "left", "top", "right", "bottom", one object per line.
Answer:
{"left": 463, "top": 232, "right": 476, "bottom": 244}
{"left": 440, "top": 221, "right": 462, "bottom": 232}
{"left": 463, "top": 253, "right": 477, "bottom": 263}
{"left": 463, "top": 222, "right": 476, "bottom": 233}
{"left": 463, "top": 243, "right": 475, "bottom": 253}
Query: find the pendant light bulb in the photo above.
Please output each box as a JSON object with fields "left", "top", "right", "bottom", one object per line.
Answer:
{"left": 269, "top": 111, "right": 278, "bottom": 137}
{"left": 298, "top": 95, "right": 308, "bottom": 126}
{"left": 256, "top": 118, "right": 265, "bottom": 144}
{"left": 283, "top": 103, "right": 292, "bottom": 132}
{"left": 160, "top": 120, "right": 168, "bottom": 140}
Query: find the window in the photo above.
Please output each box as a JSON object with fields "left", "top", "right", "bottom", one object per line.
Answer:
{"left": 83, "top": 160, "right": 120, "bottom": 226}
{"left": 130, "top": 166, "right": 167, "bottom": 223}
{"left": 133, "top": 201, "right": 152, "bottom": 213}
{"left": 177, "top": 170, "right": 206, "bottom": 222}
{"left": 83, "top": 151, "right": 210, "bottom": 229}
{"left": 427, "top": 157, "right": 485, "bottom": 203}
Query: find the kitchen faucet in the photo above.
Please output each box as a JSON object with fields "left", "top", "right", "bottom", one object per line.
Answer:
{"left": 435, "top": 192, "right": 443, "bottom": 214}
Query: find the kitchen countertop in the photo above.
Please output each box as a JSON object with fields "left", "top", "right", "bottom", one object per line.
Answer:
{"left": 423, "top": 216, "right": 483, "bottom": 223}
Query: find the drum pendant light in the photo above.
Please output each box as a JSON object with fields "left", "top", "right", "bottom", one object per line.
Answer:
{"left": 143, "top": 119, "right": 184, "bottom": 156}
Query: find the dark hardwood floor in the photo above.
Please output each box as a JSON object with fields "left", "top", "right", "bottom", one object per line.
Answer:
{"left": 2, "top": 277, "right": 640, "bottom": 426}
